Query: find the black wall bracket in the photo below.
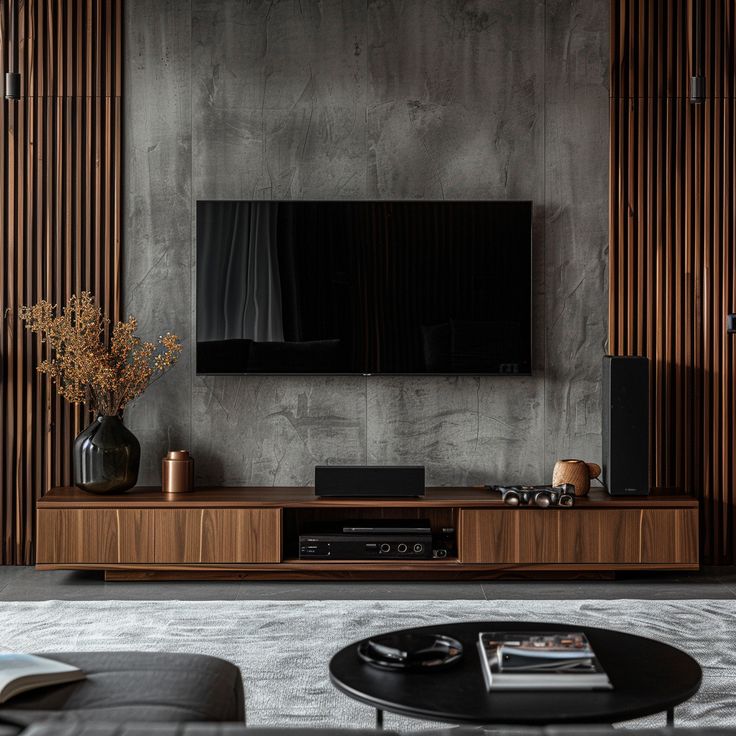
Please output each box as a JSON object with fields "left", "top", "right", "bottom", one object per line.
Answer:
{"left": 690, "top": 0, "right": 706, "bottom": 104}
{"left": 4, "top": 0, "right": 21, "bottom": 101}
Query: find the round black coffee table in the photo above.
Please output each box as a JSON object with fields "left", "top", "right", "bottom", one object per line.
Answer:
{"left": 329, "top": 621, "right": 701, "bottom": 728}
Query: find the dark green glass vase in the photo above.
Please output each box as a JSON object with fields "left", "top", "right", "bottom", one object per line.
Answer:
{"left": 73, "top": 415, "right": 141, "bottom": 494}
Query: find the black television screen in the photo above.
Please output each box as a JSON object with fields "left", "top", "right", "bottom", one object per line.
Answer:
{"left": 196, "top": 200, "right": 532, "bottom": 375}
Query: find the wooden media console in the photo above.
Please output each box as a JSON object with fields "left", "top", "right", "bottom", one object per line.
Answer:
{"left": 35, "top": 486, "right": 699, "bottom": 580}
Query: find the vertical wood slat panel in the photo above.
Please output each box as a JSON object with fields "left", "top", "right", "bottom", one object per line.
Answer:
{"left": 0, "top": 0, "right": 122, "bottom": 564}
{"left": 611, "top": 0, "right": 736, "bottom": 565}
{"left": 611, "top": 0, "right": 736, "bottom": 99}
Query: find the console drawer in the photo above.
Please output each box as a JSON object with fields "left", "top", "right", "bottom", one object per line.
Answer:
{"left": 36, "top": 508, "right": 155, "bottom": 564}
{"left": 36, "top": 507, "right": 281, "bottom": 565}
{"left": 458, "top": 508, "right": 698, "bottom": 565}
{"left": 154, "top": 508, "right": 281, "bottom": 563}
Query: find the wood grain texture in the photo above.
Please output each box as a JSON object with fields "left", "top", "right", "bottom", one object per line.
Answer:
{"left": 557, "top": 509, "right": 641, "bottom": 563}
{"left": 37, "top": 507, "right": 280, "bottom": 565}
{"left": 517, "top": 511, "right": 560, "bottom": 563}
{"left": 0, "top": 0, "right": 122, "bottom": 564}
{"left": 610, "top": 0, "right": 736, "bottom": 564}
{"left": 641, "top": 509, "right": 700, "bottom": 564}
{"left": 458, "top": 508, "right": 698, "bottom": 566}
{"left": 70, "top": 558, "right": 696, "bottom": 582}
{"left": 100, "top": 570, "right": 622, "bottom": 582}
{"left": 35, "top": 485, "right": 699, "bottom": 576}
{"left": 153, "top": 509, "right": 281, "bottom": 564}
{"left": 459, "top": 509, "right": 519, "bottom": 564}
{"left": 36, "top": 508, "right": 153, "bottom": 564}
{"left": 37, "top": 486, "right": 699, "bottom": 509}
{"left": 610, "top": 0, "right": 736, "bottom": 99}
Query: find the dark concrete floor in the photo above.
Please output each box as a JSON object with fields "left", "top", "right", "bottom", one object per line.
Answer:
{"left": 0, "top": 566, "right": 734, "bottom": 600}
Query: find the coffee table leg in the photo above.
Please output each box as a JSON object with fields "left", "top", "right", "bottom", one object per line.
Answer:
{"left": 375, "top": 708, "right": 384, "bottom": 730}
{"left": 666, "top": 707, "right": 674, "bottom": 726}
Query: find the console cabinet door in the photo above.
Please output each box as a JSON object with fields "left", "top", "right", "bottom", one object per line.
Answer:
{"left": 37, "top": 507, "right": 281, "bottom": 565}
{"left": 154, "top": 508, "right": 281, "bottom": 563}
{"left": 640, "top": 509, "right": 699, "bottom": 564}
{"left": 36, "top": 509, "right": 154, "bottom": 564}
{"left": 459, "top": 508, "right": 698, "bottom": 565}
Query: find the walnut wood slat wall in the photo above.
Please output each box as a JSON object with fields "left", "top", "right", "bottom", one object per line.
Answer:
{"left": 0, "top": 1, "right": 122, "bottom": 564}
{"left": 610, "top": 0, "right": 736, "bottom": 564}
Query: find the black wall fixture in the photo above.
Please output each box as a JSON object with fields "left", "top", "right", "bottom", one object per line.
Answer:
{"left": 690, "top": 0, "right": 705, "bottom": 103}
{"left": 4, "top": 0, "right": 21, "bottom": 100}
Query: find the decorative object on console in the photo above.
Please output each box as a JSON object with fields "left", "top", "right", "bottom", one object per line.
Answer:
{"left": 73, "top": 416, "right": 140, "bottom": 494}
{"left": 490, "top": 484, "right": 575, "bottom": 508}
{"left": 19, "top": 292, "right": 182, "bottom": 494}
{"left": 602, "top": 356, "right": 650, "bottom": 496}
{"left": 552, "top": 459, "right": 601, "bottom": 497}
{"left": 162, "top": 450, "right": 194, "bottom": 493}
{"left": 314, "top": 465, "right": 425, "bottom": 498}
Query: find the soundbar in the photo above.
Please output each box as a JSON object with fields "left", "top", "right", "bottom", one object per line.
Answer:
{"left": 314, "top": 465, "right": 425, "bottom": 498}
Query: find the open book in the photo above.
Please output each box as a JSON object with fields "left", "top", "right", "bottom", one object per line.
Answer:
{"left": 0, "top": 654, "right": 85, "bottom": 703}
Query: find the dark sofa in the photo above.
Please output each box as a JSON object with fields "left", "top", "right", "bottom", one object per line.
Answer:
{"left": 0, "top": 653, "right": 244, "bottom": 733}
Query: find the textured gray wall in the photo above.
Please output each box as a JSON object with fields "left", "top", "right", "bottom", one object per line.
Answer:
{"left": 123, "top": 0, "right": 609, "bottom": 488}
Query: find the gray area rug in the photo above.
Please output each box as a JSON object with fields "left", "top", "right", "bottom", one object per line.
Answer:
{"left": 1, "top": 599, "right": 734, "bottom": 730}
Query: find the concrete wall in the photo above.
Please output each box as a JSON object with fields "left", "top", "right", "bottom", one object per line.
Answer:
{"left": 124, "top": 0, "right": 609, "bottom": 487}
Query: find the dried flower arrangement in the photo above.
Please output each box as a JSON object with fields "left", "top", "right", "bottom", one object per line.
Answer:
{"left": 19, "top": 292, "right": 182, "bottom": 417}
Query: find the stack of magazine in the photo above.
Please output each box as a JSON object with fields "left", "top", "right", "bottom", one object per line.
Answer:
{"left": 477, "top": 631, "right": 612, "bottom": 690}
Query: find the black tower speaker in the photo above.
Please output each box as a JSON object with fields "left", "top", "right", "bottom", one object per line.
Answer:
{"left": 602, "top": 356, "right": 650, "bottom": 496}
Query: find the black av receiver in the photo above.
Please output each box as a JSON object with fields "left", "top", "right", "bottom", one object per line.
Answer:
{"left": 298, "top": 519, "right": 433, "bottom": 560}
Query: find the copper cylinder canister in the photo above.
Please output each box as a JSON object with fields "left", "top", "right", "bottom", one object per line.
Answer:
{"left": 162, "top": 450, "right": 194, "bottom": 493}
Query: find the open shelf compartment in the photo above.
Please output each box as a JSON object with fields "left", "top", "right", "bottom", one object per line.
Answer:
{"left": 282, "top": 506, "right": 458, "bottom": 562}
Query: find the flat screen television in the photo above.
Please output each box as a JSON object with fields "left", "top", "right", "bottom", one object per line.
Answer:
{"left": 196, "top": 200, "right": 532, "bottom": 375}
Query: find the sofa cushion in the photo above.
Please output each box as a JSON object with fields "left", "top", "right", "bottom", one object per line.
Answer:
{"left": 0, "top": 653, "right": 244, "bottom": 728}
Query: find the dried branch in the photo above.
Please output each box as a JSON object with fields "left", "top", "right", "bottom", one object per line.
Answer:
{"left": 19, "top": 292, "right": 182, "bottom": 416}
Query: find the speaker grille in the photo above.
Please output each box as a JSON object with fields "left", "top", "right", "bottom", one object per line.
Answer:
{"left": 602, "top": 357, "right": 649, "bottom": 495}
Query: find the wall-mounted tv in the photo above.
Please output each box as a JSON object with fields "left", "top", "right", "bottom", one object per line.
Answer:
{"left": 196, "top": 200, "right": 532, "bottom": 375}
